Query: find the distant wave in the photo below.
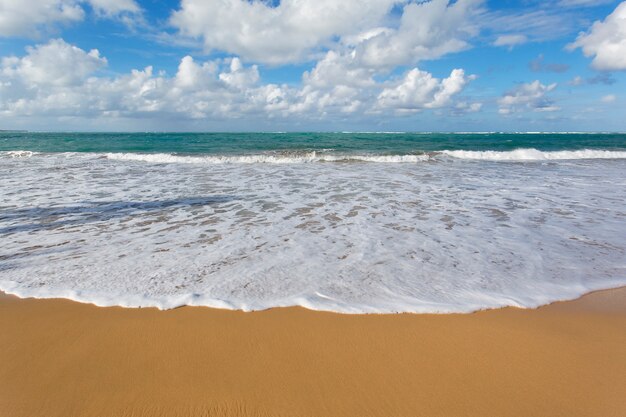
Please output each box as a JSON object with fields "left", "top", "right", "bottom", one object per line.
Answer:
{"left": 4, "top": 148, "right": 626, "bottom": 164}
{"left": 104, "top": 152, "right": 431, "bottom": 164}
{"left": 2, "top": 150, "right": 38, "bottom": 158}
{"left": 441, "top": 148, "right": 626, "bottom": 161}
{"left": 106, "top": 149, "right": 626, "bottom": 164}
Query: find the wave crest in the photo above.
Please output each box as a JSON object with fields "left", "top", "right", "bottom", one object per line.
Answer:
{"left": 1, "top": 150, "right": 38, "bottom": 158}
{"left": 105, "top": 152, "right": 431, "bottom": 164}
{"left": 441, "top": 148, "right": 626, "bottom": 161}
{"left": 4, "top": 148, "right": 626, "bottom": 164}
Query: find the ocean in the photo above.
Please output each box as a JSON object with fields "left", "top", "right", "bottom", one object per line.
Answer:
{"left": 1, "top": 132, "right": 625, "bottom": 313}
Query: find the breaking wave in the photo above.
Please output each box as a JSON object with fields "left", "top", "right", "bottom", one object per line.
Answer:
{"left": 1, "top": 150, "right": 38, "bottom": 158}
{"left": 5, "top": 148, "right": 626, "bottom": 164}
{"left": 441, "top": 148, "right": 626, "bottom": 161}
{"left": 104, "top": 152, "right": 431, "bottom": 164}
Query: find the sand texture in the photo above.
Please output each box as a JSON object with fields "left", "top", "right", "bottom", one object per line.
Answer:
{"left": 1, "top": 288, "right": 625, "bottom": 417}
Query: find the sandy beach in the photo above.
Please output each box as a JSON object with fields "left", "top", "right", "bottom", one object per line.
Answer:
{"left": 1, "top": 288, "right": 625, "bottom": 417}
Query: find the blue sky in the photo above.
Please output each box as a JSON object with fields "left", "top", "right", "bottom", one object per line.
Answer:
{"left": 0, "top": 0, "right": 625, "bottom": 131}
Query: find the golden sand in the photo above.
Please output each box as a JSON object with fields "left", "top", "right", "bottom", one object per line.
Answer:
{"left": 1, "top": 288, "right": 625, "bottom": 417}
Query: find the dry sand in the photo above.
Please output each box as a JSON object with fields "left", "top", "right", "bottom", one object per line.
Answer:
{"left": 1, "top": 288, "right": 625, "bottom": 417}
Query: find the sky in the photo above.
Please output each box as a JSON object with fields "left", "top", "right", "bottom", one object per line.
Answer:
{"left": 0, "top": 0, "right": 625, "bottom": 132}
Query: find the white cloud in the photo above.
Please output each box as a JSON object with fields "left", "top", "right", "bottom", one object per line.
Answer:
{"left": 218, "top": 58, "right": 260, "bottom": 90}
{"left": 0, "top": 40, "right": 475, "bottom": 124}
{"left": 170, "top": 0, "right": 399, "bottom": 65}
{"left": 498, "top": 80, "right": 560, "bottom": 114}
{"left": 493, "top": 34, "right": 527, "bottom": 48}
{"left": 0, "top": 0, "right": 140, "bottom": 37}
{"left": 0, "top": 0, "right": 84, "bottom": 36}
{"left": 170, "top": 0, "right": 483, "bottom": 66}
{"left": 87, "top": 0, "right": 139, "bottom": 16}
{"left": 0, "top": 0, "right": 482, "bottom": 127}
{"left": 377, "top": 68, "right": 475, "bottom": 112}
{"left": 174, "top": 56, "right": 218, "bottom": 90}
{"left": 601, "top": 94, "right": 616, "bottom": 103}
{"left": 568, "top": 2, "right": 626, "bottom": 70}
{"left": 1, "top": 38, "right": 106, "bottom": 86}
{"left": 303, "top": 51, "right": 376, "bottom": 89}
{"left": 354, "top": 0, "right": 483, "bottom": 69}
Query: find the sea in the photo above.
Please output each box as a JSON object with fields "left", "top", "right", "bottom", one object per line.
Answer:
{"left": 1, "top": 132, "right": 625, "bottom": 313}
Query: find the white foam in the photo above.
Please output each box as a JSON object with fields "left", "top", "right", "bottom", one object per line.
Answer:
{"left": 1, "top": 152, "right": 625, "bottom": 313}
{"left": 1, "top": 150, "right": 38, "bottom": 158}
{"left": 441, "top": 148, "right": 626, "bottom": 161}
{"left": 105, "top": 152, "right": 430, "bottom": 164}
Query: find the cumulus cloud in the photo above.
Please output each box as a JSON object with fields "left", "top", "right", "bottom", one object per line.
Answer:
{"left": 0, "top": 0, "right": 83, "bottom": 36}
{"left": 1, "top": 38, "right": 106, "bottom": 85}
{"left": 0, "top": 39, "right": 475, "bottom": 124}
{"left": 174, "top": 56, "right": 218, "bottom": 90}
{"left": 170, "top": 0, "right": 399, "bottom": 65}
{"left": 0, "top": 52, "right": 252, "bottom": 120}
{"left": 377, "top": 68, "right": 476, "bottom": 112}
{"left": 353, "top": 0, "right": 483, "bottom": 69}
{"left": 303, "top": 51, "right": 376, "bottom": 89}
{"left": 218, "top": 58, "right": 260, "bottom": 90}
{"left": 568, "top": 2, "right": 626, "bottom": 70}
{"left": 170, "top": 0, "right": 483, "bottom": 66}
{"left": 0, "top": 1, "right": 482, "bottom": 127}
{"left": 293, "top": 51, "right": 378, "bottom": 115}
{"left": 498, "top": 80, "right": 560, "bottom": 114}
{"left": 0, "top": 0, "right": 140, "bottom": 37}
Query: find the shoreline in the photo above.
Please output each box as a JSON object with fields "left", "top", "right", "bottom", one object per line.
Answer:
{"left": 1, "top": 287, "right": 625, "bottom": 416}
{"left": 2, "top": 282, "right": 625, "bottom": 314}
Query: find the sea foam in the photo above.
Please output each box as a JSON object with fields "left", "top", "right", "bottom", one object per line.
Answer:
{"left": 104, "top": 152, "right": 430, "bottom": 164}
{"left": 3, "top": 150, "right": 37, "bottom": 158}
{"left": 1, "top": 151, "right": 625, "bottom": 313}
{"left": 441, "top": 148, "right": 626, "bottom": 161}
{"left": 5, "top": 149, "right": 626, "bottom": 164}
{"left": 104, "top": 149, "right": 626, "bottom": 165}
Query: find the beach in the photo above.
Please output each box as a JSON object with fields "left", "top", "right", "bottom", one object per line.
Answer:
{"left": 1, "top": 288, "right": 625, "bottom": 417}
{"left": 2, "top": 0, "right": 626, "bottom": 413}
{"left": 1, "top": 133, "right": 626, "bottom": 416}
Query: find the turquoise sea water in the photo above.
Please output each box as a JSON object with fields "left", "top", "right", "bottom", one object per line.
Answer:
{"left": 1, "top": 132, "right": 625, "bottom": 313}
{"left": 1, "top": 131, "right": 626, "bottom": 154}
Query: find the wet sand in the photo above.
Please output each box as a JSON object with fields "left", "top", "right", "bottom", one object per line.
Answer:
{"left": 1, "top": 288, "right": 625, "bottom": 417}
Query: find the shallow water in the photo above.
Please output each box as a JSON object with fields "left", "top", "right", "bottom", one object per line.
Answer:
{"left": 1, "top": 132, "right": 625, "bottom": 312}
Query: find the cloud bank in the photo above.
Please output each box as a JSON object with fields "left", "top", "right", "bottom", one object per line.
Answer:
{"left": 0, "top": 0, "right": 623, "bottom": 130}
{"left": 170, "top": 0, "right": 483, "bottom": 67}
{"left": 0, "top": 39, "right": 476, "bottom": 124}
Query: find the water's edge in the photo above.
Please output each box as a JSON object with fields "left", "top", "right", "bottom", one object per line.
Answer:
{"left": 2, "top": 281, "right": 625, "bottom": 314}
